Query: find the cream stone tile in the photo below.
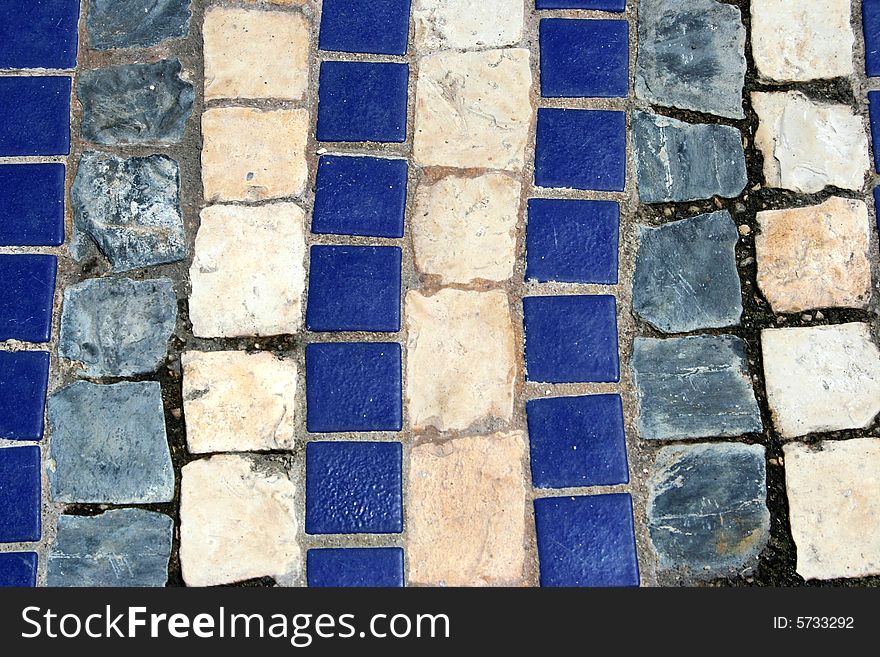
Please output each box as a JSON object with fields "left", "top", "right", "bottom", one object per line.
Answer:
{"left": 413, "top": 0, "right": 524, "bottom": 51}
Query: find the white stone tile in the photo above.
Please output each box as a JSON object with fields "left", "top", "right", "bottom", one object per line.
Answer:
{"left": 413, "top": 0, "right": 524, "bottom": 52}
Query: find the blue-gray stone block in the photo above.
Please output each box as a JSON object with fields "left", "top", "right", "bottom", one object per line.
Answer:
{"left": 48, "top": 381, "right": 174, "bottom": 504}
{"left": 632, "top": 335, "right": 763, "bottom": 441}
{"left": 78, "top": 59, "right": 194, "bottom": 145}
{"left": 648, "top": 442, "right": 770, "bottom": 577}
{"left": 48, "top": 509, "right": 173, "bottom": 587}
{"left": 633, "top": 111, "right": 747, "bottom": 203}
{"left": 71, "top": 152, "right": 186, "bottom": 272}
{"left": 59, "top": 277, "right": 177, "bottom": 378}
{"left": 633, "top": 211, "right": 743, "bottom": 333}
{"left": 87, "top": 0, "right": 192, "bottom": 50}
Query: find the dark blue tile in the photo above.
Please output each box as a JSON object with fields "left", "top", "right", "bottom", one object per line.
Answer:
{"left": 540, "top": 19, "right": 629, "bottom": 98}
{"left": 526, "top": 198, "right": 619, "bottom": 284}
{"left": 527, "top": 394, "right": 629, "bottom": 489}
{"left": 319, "top": 0, "right": 411, "bottom": 56}
{"left": 865, "top": 0, "right": 880, "bottom": 77}
{"left": 306, "top": 442, "right": 403, "bottom": 534}
{"left": 0, "top": 76, "right": 71, "bottom": 156}
{"left": 0, "top": 255, "right": 56, "bottom": 343}
{"left": 0, "top": 351, "right": 49, "bottom": 442}
{"left": 0, "top": 551, "right": 37, "bottom": 587}
{"left": 0, "top": 445, "right": 41, "bottom": 543}
{"left": 306, "top": 343, "right": 403, "bottom": 433}
{"left": 313, "top": 156, "right": 408, "bottom": 238}
{"left": 308, "top": 547, "right": 404, "bottom": 587}
{"left": 870, "top": 92, "right": 880, "bottom": 173}
{"left": 524, "top": 295, "right": 619, "bottom": 383}
{"left": 537, "top": 0, "right": 626, "bottom": 9}
{"left": 307, "top": 246, "right": 401, "bottom": 333}
{"left": 534, "top": 493, "right": 639, "bottom": 587}
{"left": 535, "top": 108, "right": 626, "bottom": 191}
{"left": 0, "top": 164, "right": 65, "bottom": 246}
{"left": 0, "top": 0, "right": 80, "bottom": 70}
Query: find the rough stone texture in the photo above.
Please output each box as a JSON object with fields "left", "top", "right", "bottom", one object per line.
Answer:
{"left": 78, "top": 59, "right": 194, "bottom": 145}
{"left": 648, "top": 442, "right": 770, "bottom": 577}
{"left": 204, "top": 7, "right": 309, "bottom": 101}
{"left": 413, "top": 0, "right": 524, "bottom": 52}
{"left": 756, "top": 198, "right": 872, "bottom": 313}
{"left": 47, "top": 381, "right": 174, "bottom": 504}
{"left": 636, "top": 0, "right": 746, "bottom": 119}
{"left": 412, "top": 172, "right": 521, "bottom": 284}
{"left": 784, "top": 438, "right": 880, "bottom": 580}
{"left": 180, "top": 454, "right": 300, "bottom": 587}
{"left": 751, "top": 0, "right": 854, "bottom": 82}
{"left": 71, "top": 152, "right": 186, "bottom": 272}
{"left": 753, "top": 91, "right": 869, "bottom": 194}
{"left": 182, "top": 351, "right": 297, "bottom": 453}
{"left": 633, "top": 111, "right": 747, "bottom": 203}
{"left": 189, "top": 203, "right": 306, "bottom": 338}
{"left": 408, "top": 431, "right": 527, "bottom": 586}
{"left": 202, "top": 107, "right": 309, "bottom": 202}
{"left": 762, "top": 324, "right": 880, "bottom": 438}
{"left": 633, "top": 211, "right": 743, "bottom": 333}
{"left": 632, "top": 335, "right": 763, "bottom": 441}
{"left": 59, "top": 277, "right": 177, "bottom": 378}
{"left": 414, "top": 49, "right": 533, "bottom": 172}
{"left": 87, "top": 0, "right": 192, "bottom": 50}
{"left": 406, "top": 289, "right": 516, "bottom": 433}
{"left": 47, "top": 509, "right": 173, "bottom": 587}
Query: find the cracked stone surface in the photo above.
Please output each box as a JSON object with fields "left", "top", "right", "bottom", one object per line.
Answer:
{"left": 413, "top": 0, "right": 524, "bottom": 52}
{"left": 87, "top": 0, "right": 192, "bottom": 50}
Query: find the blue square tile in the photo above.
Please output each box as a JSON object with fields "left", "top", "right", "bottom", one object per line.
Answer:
{"left": 313, "top": 156, "right": 408, "bottom": 238}
{"left": 535, "top": 109, "right": 626, "bottom": 191}
{"left": 865, "top": 0, "right": 880, "bottom": 77}
{"left": 537, "top": 0, "right": 626, "bottom": 9}
{"left": 306, "top": 343, "right": 403, "bottom": 433}
{"left": 0, "top": 351, "right": 49, "bottom": 442}
{"left": 0, "top": 164, "right": 65, "bottom": 246}
{"left": 306, "top": 441, "right": 403, "bottom": 534}
{"left": 0, "top": 255, "right": 56, "bottom": 343}
{"left": 524, "top": 295, "right": 619, "bottom": 383}
{"left": 0, "top": 76, "right": 71, "bottom": 156}
{"left": 870, "top": 92, "right": 880, "bottom": 173}
{"left": 0, "top": 551, "right": 37, "bottom": 587}
{"left": 307, "top": 246, "right": 401, "bottom": 333}
{"left": 534, "top": 493, "right": 639, "bottom": 587}
{"left": 307, "top": 547, "right": 404, "bottom": 587}
{"left": 527, "top": 394, "right": 628, "bottom": 489}
{"left": 317, "top": 62, "right": 409, "bottom": 143}
{"left": 0, "top": 1, "right": 80, "bottom": 70}
{"left": 0, "top": 445, "right": 41, "bottom": 543}
{"left": 319, "top": 0, "right": 411, "bottom": 56}
{"left": 526, "top": 198, "right": 619, "bottom": 284}
{"left": 540, "top": 19, "right": 629, "bottom": 98}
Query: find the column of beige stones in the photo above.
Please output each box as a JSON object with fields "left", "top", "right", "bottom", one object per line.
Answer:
{"left": 404, "top": 1, "right": 535, "bottom": 586}
{"left": 178, "top": 1, "right": 311, "bottom": 586}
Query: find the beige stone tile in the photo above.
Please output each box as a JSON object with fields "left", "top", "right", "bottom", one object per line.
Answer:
{"left": 189, "top": 203, "right": 306, "bottom": 338}
{"left": 201, "top": 107, "right": 308, "bottom": 202}
{"left": 407, "top": 431, "right": 528, "bottom": 586}
{"left": 182, "top": 351, "right": 297, "bottom": 453}
{"left": 413, "top": 0, "right": 524, "bottom": 52}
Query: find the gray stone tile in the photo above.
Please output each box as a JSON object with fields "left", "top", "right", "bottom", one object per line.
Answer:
{"left": 87, "top": 0, "right": 192, "bottom": 50}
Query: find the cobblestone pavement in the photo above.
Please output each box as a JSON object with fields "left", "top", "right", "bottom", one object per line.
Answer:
{"left": 1, "top": 0, "right": 879, "bottom": 588}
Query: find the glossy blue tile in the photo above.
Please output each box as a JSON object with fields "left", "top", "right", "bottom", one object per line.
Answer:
{"left": 0, "top": 164, "right": 65, "bottom": 246}
{"left": 0, "top": 255, "right": 56, "bottom": 343}
{"left": 537, "top": 0, "right": 626, "bottom": 9}
{"left": 0, "top": 552, "right": 37, "bottom": 587}
{"left": 308, "top": 548, "right": 404, "bottom": 587}
{"left": 306, "top": 442, "right": 403, "bottom": 534}
{"left": 524, "top": 295, "right": 619, "bottom": 383}
{"left": 313, "top": 156, "right": 408, "bottom": 238}
{"left": 307, "top": 246, "right": 401, "bottom": 333}
{"left": 526, "top": 198, "right": 619, "bottom": 284}
{"left": 865, "top": 0, "right": 880, "bottom": 77}
{"left": 534, "top": 493, "right": 639, "bottom": 587}
{"left": 540, "top": 19, "right": 629, "bottom": 98}
{"left": 0, "top": 0, "right": 80, "bottom": 70}
{"left": 0, "top": 76, "right": 71, "bottom": 156}
{"left": 319, "top": 0, "right": 411, "bottom": 56}
{"left": 0, "top": 351, "right": 49, "bottom": 442}
{"left": 535, "top": 108, "right": 626, "bottom": 191}
{"left": 870, "top": 92, "right": 880, "bottom": 173}
{"left": 527, "top": 394, "right": 628, "bottom": 489}
{"left": 0, "top": 445, "right": 41, "bottom": 543}
{"left": 306, "top": 343, "right": 403, "bottom": 433}
{"left": 317, "top": 62, "right": 408, "bottom": 143}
